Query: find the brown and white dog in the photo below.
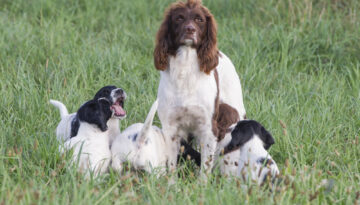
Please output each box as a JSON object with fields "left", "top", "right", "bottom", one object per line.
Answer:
{"left": 153, "top": 0, "right": 246, "bottom": 179}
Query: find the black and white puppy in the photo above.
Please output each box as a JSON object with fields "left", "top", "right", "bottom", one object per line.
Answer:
{"left": 50, "top": 86, "right": 126, "bottom": 144}
{"left": 219, "top": 120, "right": 279, "bottom": 185}
{"left": 111, "top": 100, "right": 172, "bottom": 175}
{"left": 50, "top": 86, "right": 126, "bottom": 176}
{"left": 184, "top": 120, "right": 279, "bottom": 185}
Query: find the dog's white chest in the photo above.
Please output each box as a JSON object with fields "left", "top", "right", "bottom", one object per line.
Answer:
{"left": 157, "top": 47, "right": 217, "bottom": 125}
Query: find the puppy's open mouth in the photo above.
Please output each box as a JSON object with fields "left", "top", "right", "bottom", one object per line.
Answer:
{"left": 110, "top": 98, "right": 126, "bottom": 117}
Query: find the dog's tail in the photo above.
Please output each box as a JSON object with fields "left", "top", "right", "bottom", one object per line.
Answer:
{"left": 137, "top": 99, "right": 158, "bottom": 146}
{"left": 49, "top": 99, "right": 69, "bottom": 119}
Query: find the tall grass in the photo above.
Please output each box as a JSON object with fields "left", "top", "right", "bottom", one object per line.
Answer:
{"left": 0, "top": 0, "right": 359, "bottom": 204}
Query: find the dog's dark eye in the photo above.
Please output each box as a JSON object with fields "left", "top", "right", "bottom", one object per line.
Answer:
{"left": 176, "top": 15, "right": 184, "bottom": 22}
{"left": 194, "top": 16, "right": 203, "bottom": 22}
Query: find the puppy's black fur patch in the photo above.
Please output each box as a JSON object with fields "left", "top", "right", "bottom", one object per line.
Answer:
{"left": 223, "top": 120, "right": 274, "bottom": 154}
{"left": 77, "top": 99, "right": 113, "bottom": 132}
{"left": 70, "top": 116, "right": 80, "bottom": 138}
{"left": 132, "top": 133, "right": 138, "bottom": 142}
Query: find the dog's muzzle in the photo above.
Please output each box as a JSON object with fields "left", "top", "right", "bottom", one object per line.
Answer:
{"left": 111, "top": 89, "right": 126, "bottom": 118}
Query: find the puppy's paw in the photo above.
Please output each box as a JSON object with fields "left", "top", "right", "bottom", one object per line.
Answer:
{"left": 111, "top": 160, "right": 123, "bottom": 173}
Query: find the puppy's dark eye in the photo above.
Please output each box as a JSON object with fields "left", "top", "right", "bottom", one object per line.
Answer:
{"left": 176, "top": 15, "right": 184, "bottom": 21}
{"left": 194, "top": 16, "right": 203, "bottom": 22}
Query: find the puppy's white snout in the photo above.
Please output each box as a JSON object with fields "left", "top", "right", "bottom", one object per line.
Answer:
{"left": 115, "top": 89, "right": 126, "bottom": 99}
{"left": 115, "top": 89, "right": 123, "bottom": 95}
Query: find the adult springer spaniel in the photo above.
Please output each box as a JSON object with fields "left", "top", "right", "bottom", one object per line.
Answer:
{"left": 154, "top": 0, "right": 246, "bottom": 179}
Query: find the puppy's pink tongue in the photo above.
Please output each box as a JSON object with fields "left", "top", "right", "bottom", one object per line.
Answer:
{"left": 112, "top": 105, "right": 126, "bottom": 116}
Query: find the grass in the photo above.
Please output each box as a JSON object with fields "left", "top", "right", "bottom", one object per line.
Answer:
{"left": 0, "top": 0, "right": 359, "bottom": 204}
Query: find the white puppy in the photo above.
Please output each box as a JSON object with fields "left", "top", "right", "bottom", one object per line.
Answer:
{"left": 50, "top": 86, "right": 126, "bottom": 144}
{"left": 111, "top": 100, "right": 171, "bottom": 175}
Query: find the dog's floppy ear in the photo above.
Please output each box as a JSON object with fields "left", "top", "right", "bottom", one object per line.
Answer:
{"left": 154, "top": 9, "right": 173, "bottom": 71}
{"left": 197, "top": 6, "right": 219, "bottom": 74}
{"left": 259, "top": 125, "right": 275, "bottom": 150}
{"left": 70, "top": 116, "right": 80, "bottom": 138}
{"left": 77, "top": 100, "right": 110, "bottom": 132}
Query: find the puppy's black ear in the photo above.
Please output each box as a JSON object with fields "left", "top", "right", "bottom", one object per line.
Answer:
{"left": 77, "top": 100, "right": 109, "bottom": 132}
{"left": 70, "top": 116, "right": 80, "bottom": 138}
{"left": 98, "top": 121, "right": 108, "bottom": 132}
{"left": 97, "top": 98, "right": 113, "bottom": 131}
{"left": 260, "top": 126, "right": 275, "bottom": 150}
{"left": 223, "top": 121, "right": 254, "bottom": 154}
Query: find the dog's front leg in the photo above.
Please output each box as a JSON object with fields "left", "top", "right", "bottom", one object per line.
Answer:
{"left": 162, "top": 126, "right": 181, "bottom": 173}
{"left": 167, "top": 139, "right": 180, "bottom": 172}
{"left": 199, "top": 129, "right": 217, "bottom": 182}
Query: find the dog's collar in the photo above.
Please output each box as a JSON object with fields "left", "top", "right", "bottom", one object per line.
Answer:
{"left": 97, "top": 97, "right": 111, "bottom": 103}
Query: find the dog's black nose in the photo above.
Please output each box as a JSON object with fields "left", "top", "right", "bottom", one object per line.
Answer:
{"left": 185, "top": 24, "right": 196, "bottom": 34}
{"left": 115, "top": 89, "right": 124, "bottom": 95}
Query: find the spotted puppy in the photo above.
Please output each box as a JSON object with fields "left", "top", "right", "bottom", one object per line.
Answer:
{"left": 111, "top": 100, "right": 171, "bottom": 175}
{"left": 50, "top": 86, "right": 126, "bottom": 176}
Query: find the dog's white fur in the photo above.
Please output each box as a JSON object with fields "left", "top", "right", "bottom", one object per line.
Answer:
{"left": 218, "top": 131, "right": 279, "bottom": 185}
{"left": 111, "top": 100, "right": 170, "bottom": 175}
{"left": 63, "top": 122, "right": 111, "bottom": 177}
{"left": 157, "top": 46, "right": 246, "bottom": 176}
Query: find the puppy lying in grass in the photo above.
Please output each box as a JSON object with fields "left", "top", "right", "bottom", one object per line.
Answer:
{"left": 50, "top": 86, "right": 126, "bottom": 177}
{"left": 183, "top": 104, "right": 279, "bottom": 185}
{"left": 111, "top": 100, "right": 172, "bottom": 175}
{"left": 219, "top": 120, "right": 279, "bottom": 185}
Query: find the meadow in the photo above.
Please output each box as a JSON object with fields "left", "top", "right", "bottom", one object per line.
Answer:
{"left": 0, "top": 0, "right": 359, "bottom": 204}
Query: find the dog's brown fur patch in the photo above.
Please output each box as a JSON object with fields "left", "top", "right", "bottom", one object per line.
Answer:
{"left": 211, "top": 69, "right": 220, "bottom": 137}
{"left": 216, "top": 103, "right": 239, "bottom": 141}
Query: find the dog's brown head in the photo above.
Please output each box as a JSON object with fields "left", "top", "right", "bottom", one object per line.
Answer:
{"left": 154, "top": 0, "right": 219, "bottom": 74}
